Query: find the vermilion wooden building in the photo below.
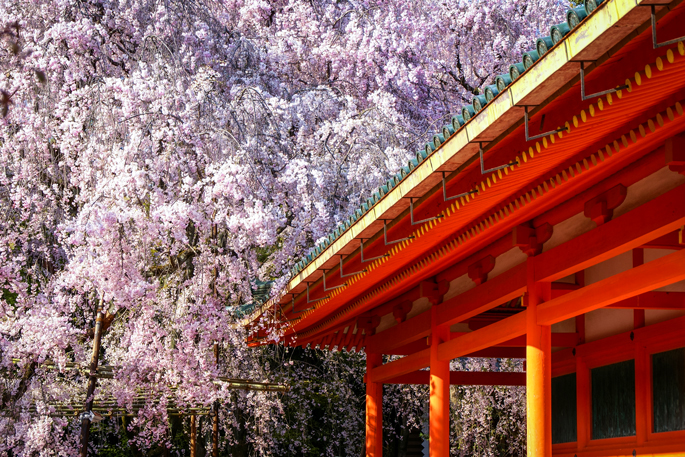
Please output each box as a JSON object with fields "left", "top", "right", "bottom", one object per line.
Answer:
{"left": 247, "top": 0, "right": 685, "bottom": 455}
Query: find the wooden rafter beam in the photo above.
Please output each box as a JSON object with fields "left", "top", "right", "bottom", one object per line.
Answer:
{"left": 534, "top": 183, "right": 685, "bottom": 283}
{"left": 638, "top": 231, "right": 685, "bottom": 250}
{"left": 368, "top": 183, "right": 685, "bottom": 354}
{"left": 464, "top": 347, "right": 526, "bottom": 358}
{"left": 388, "top": 331, "right": 580, "bottom": 357}
{"left": 607, "top": 291, "right": 685, "bottom": 309}
{"left": 537, "top": 248, "right": 685, "bottom": 325}
{"left": 371, "top": 240, "right": 685, "bottom": 377}
{"left": 366, "top": 311, "right": 432, "bottom": 354}
{"left": 368, "top": 348, "right": 430, "bottom": 383}
{"left": 385, "top": 371, "right": 526, "bottom": 386}
{"left": 438, "top": 247, "right": 685, "bottom": 362}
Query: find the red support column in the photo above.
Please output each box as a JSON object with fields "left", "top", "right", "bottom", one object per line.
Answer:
{"left": 429, "top": 304, "right": 450, "bottom": 457}
{"left": 366, "top": 353, "right": 383, "bottom": 457}
{"left": 526, "top": 257, "right": 552, "bottom": 457}
{"left": 574, "top": 271, "right": 586, "bottom": 344}
{"left": 633, "top": 249, "right": 646, "bottom": 328}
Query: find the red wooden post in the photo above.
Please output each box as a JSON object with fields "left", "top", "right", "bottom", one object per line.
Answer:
{"left": 365, "top": 352, "right": 383, "bottom": 457}
{"left": 526, "top": 257, "right": 552, "bottom": 457}
{"left": 429, "top": 304, "right": 450, "bottom": 457}
{"left": 633, "top": 249, "right": 646, "bottom": 328}
{"left": 574, "top": 271, "right": 586, "bottom": 344}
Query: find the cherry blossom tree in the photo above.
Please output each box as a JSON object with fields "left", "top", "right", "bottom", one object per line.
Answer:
{"left": 0, "top": 0, "right": 565, "bottom": 454}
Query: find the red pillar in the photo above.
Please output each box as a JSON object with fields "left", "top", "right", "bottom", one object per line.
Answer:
{"left": 366, "top": 353, "right": 383, "bottom": 457}
{"left": 526, "top": 257, "right": 552, "bottom": 457}
{"left": 574, "top": 270, "right": 586, "bottom": 344}
{"left": 429, "top": 305, "right": 450, "bottom": 457}
{"left": 633, "top": 249, "right": 646, "bottom": 328}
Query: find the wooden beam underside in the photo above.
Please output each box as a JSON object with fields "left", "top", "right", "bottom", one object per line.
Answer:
{"left": 385, "top": 371, "right": 526, "bottom": 386}
{"left": 367, "top": 183, "right": 685, "bottom": 356}
{"left": 367, "top": 184, "right": 685, "bottom": 383}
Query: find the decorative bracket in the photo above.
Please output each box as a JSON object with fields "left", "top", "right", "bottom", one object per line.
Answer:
{"left": 513, "top": 222, "right": 553, "bottom": 257}
{"left": 361, "top": 238, "right": 390, "bottom": 262}
{"left": 479, "top": 143, "right": 518, "bottom": 174}
{"left": 467, "top": 255, "right": 496, "bottom": 285}
{"left": 421, "top": 279, "right": 449, "bottom": 305}
{"left": 339, "top": 254, "right": 366, "bottom": 278}
{"left": 356, "top": 315, "right": 381, "bottom": 336}
{"left": 651, "top": 5, "right": 685, "bottom": 49}
{"left": 584, "top": 184, "right": 627, "bottom": 225}
{"left": 524, "top": 106, "right": 568, "bottom": 140}
{"left": 579, "top": 62, "right": 629, "bottom": 101}
{"left": 340, "top": 238, "right": 389, "bottom": 280}
{"left": 306, "top": 282, "right": 328, "bottom": 304}
{"left": 290, "top": 293, "right": 315, "bottom": 314}
{"left": 441, "top": 172, "right": 477, "bottom": 202}
{"left": 408, "top": 197, "right": 444, "bottom": 225}
{"left": 383, "top": 219, "right": 414, "bottom": 245}
{"left": 322, "top": 270, "right": 346, "bottom": 292}
{"left": 392, "top": 300, "right": 413, "bottom": 324}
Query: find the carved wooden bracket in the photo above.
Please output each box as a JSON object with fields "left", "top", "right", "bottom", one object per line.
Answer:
{"left": 420, "top": 279, "right": 449, "bottom": 305}
{"left": 392, "top": 300, "right": 413, "bottom": 324}
{"left": 584, "top": 184, "right": 627, "bottom": 226}
{"left": 513, "top": 223, "right": 553, "bottom": 257}
{"left": 357, "top": 315, "right": 381, "bottom": 335}
{"left": 467, "top": 255, "right": 496, "bottom": 285}
{"left": 666, "top": 135, "right": 685, "bottom": 175}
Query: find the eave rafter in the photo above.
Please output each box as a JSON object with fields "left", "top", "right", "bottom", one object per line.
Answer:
{"left": 285, "top": 89, "right": 685, "bottom": 345}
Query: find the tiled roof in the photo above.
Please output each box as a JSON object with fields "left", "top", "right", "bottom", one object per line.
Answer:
{"left": 289, "top": 0, "right": 606, "bottom": 279}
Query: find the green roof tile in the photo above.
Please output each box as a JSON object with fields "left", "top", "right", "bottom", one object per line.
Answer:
{"left": 484, "top": 84, "right": 499, "bottom": 102}
{"left": 462, "top": 104, "right": 476, "bottom": 121}
{"left": 567, "top": 6, "right": 588, "bottom": 29}
{"left": 424, "top": 142, "right": 435, "bottom": 156}
{"left": 509, "top": 62, "right": 525, "bottom": 81}
{"left": 442, "top": 124, "right": 456, "bottom": 139}
{"left": 523, "top": 50, "right": 540, "bottom": 69}
{"left": 585, "top": 0, "right": 604, "bottom": 14}
{"left": 495, "top": 74, "right": 512, "bottom": 92}
{"left": 472, "top": 94, "right": 488, "bottom": 112}
{"left": 536, "top": 36, "right": 554, "bottom": 56}
{"left": 551, "top": 22, "right": 571, "bottom": 44}
{"left": 451, "top": 115, "right": 465, "bottom": 130}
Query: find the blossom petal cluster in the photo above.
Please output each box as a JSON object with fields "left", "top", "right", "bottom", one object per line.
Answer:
{"left": 0, "top": 0, "right": 563, "bottom": 454}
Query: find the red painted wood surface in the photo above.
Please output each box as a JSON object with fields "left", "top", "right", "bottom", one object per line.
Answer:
{"left": 385, "top": 370, "right": 526, "bottom": 386}
{"left": 429, "top": 307, "right": 450, "bottom": 457}
{"left": 365, "top": 353, "right": 383, "bottom": 457}
{"left": 527, "top": 261, "right": 552, "bottom": 457}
